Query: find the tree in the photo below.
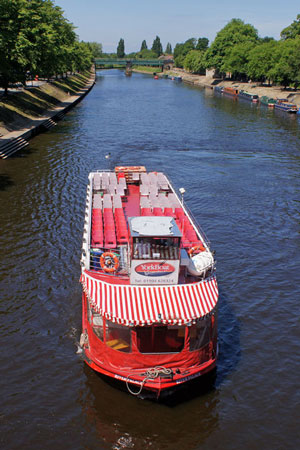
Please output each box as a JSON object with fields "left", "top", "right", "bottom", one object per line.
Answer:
{"left": 223, "top": 41, "right": 256, "bottom": 79}
{"left": 247, "top": 41, "right": 279, "bottom": 83}
{"left": 204, "top": 18, "right": 259, "bottom": 72}
{"left": 281, "top": 14, "right": 300, "bottom": 40}
{"left": 269, "top": 38, "right": 300, "bottom": 87}
{"left": 174, "top": 38, "right": 196, "bottom": 67}
{"left": 196, "top": 38, "right": 209, "bottom": 51}
{"left": 151, "top": 36, "right": 163, "bottom": 57}
{"left": 137, "top": 49, "right": 157, "bottom": 59}
{"left": 184, "top": 50, "right": 206, "bottom": 74}
{"left": 86, "top": 42, "right": 103, "bottom": 58}
{"left": 0, "top": 0, "right": 92, "bottom": 93}
{"left": 165, "top": 42, "right": 172, "bottom": 54}
{"left": 140, "top": 40, "right": 147, "bottom": 51}
{"left": 117, "top": 38, "right": 125, "bottom": 58}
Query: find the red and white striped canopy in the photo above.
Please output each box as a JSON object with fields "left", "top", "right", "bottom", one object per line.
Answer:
{"left": 80, "top": 271, "right": 218, "bottom": 326}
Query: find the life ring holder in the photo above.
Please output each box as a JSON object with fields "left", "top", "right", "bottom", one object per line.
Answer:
{"left": 188, "top": 244, "right": 206, "bottom": 257}
{"left": 100, "top": 252, "right": 119, "bottom": 273}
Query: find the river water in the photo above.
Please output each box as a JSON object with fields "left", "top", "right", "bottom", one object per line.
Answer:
{"left": 1, "top": 70, "right": 299, "bottom": 450}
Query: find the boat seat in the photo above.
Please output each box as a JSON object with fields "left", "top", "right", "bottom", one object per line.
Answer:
{"left": 150, "top": 196, "right": 161, "bottom": 208}
{"left": 104, "top": 230, "right": 117, "bottom": 249}
{"left": 140, "top": 197, "right": 151, "bottom": 208}
{"left": 132, "top": 172, "right": 140, "bottom": 181}
{"left": 169, "top": 194, "right": 181, "bottom": 208}
{"left": 109, "top": 173, "right": 118, "bottom": 185}
{"left": 175, "top": 207, "right": 184, "bottom": 219}
{"left": 113, "top": 195, "right": 122, "bottom": 209}
{"left": 164, "top": 207, "right": 175, "bottom": 217}
{"left": 141, "top": 208, "right": 153, "bottom": 216}
{"left": 186, "top": 229, "right": 198, "bottom": 242}
{"left": 116, "top": 185, "right": 125, "bottom": 196}
{"left": 153, "top": 207, "right": 163, "bottom": 216}
{"left": 103, "top": 194, "right": 112, "bottom": 208}
{"left": 93, "top": 194, "right": 102, "bottom": 209}
{"left": 93, "top": 173, "right": 101, "bottom": 190}
{"left": 140, "top": 184, "right": 149, "bottom": 196}
{"left": 108, "top": 185, "right": 116, "bottom": 195}
{"left": 157, "top": 173, "right": 169, "bottom": 190}
{"left": 118, "top": 177, "right": 127, "bottom": 188}
{"left": 141, "top": 173, "right": 150, "bottom": 185}
{"left": 91, "top": 230, "right": 103, "bottom": 247}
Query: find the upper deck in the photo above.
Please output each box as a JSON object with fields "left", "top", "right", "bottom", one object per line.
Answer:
{"left": 81, "top": 167, "right": 215, "bottom": 286}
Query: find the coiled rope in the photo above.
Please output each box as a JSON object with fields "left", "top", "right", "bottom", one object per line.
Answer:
{"left": 126, "top": 366, "right": 172, "bottom": 396}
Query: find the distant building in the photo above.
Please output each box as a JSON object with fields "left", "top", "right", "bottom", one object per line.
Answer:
{"left": 158, "top": 54, "right": 174, "bottom": 70}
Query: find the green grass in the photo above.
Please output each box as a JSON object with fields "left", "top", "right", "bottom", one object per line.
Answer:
{"left": 132, "top": 66, "right": 162, "bottom": 74}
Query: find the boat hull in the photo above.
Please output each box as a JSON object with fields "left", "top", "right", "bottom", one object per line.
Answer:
{"left": 82, "top": 349, "right": 217, "bottom": 396}
{"left": 81, "top": 291, "right": 217, "bottom": 396}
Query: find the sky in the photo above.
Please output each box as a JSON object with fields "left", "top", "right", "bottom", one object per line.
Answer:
{"left": 55, "top": 0, "right": 300, "bottom": 53}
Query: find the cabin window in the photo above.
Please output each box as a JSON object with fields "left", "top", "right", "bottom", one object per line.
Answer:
{"left": 135, "top": 325, "right": 185, "bottom": 353}
{"left": 132, "top": 237, "right": 180, "bottom": 260}
{"left": 92, "top": 314, "right": 104, "bottom": 341}
{"left": 105, "top": 321, "right": 131, "bottom": 353}
{"left": 189, "top": 319, "right": 210, "bottom": 351}
{"left": 87, "top": 301, "right": 104, "bottom": 341}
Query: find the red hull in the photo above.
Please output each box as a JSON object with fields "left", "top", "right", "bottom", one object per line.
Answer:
{"left": 81, "top": 292, "right": 217, "bottom": 396}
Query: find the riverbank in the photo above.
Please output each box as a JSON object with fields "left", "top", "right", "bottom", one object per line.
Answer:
{"left": 0, "top": 69, "right": 95, "bottom": 158}
{"left": 160, "top": 68, "right": 300, "bottom": 106}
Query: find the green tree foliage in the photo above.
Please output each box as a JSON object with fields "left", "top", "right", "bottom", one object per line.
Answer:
{"left": 174, "top": 38, "right": 196, "bottom": 67}
{"left": 151, "top": 36, "right": 163, "bottom": 57}
{"left": 204, "top": 18, "right": 258, "bottom": 72}
{"left": 184, "top": 50, "right": 206, "bottom": 74}
{"left": 117, "top": 38, "right": 125, "bottom": 58}
{"left": 0, "top": 0, "right": 93, "bottom": 93}
{"left": 269, "top": 38, "right": 300, "bottom": 87}
{"left": 281, "top": 14, "right": 300, "bottom": 40}
{"left": 165, "top": 42, "right": 172, "bottom": 54}
{"left": 137, "top": 49, "right": 157, "bottom": 59}
{"left": 196, "top": 38, "right": 209, "bottom": 51}
{"left": 247, "top": 41, "right": 278, "bottom": 83}
{"left": 140, "top": 40, "right": 147, "bottom": 51}
{"left": 223, "top": 41, "right": 256, "bottom": 79}
{"left": 86, "top": 42, "right": 103, "bottom": 58}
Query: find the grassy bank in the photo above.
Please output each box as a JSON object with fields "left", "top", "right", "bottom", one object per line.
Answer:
{"left": 0, "top": 71, "right": 92, "bottom": 136}
{"left": 132, "top": 66, "right": 162, "bottom": 74}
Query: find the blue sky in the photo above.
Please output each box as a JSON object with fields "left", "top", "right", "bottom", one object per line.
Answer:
{"left": 55, "top": 0, "right": 299, "bottom": 53}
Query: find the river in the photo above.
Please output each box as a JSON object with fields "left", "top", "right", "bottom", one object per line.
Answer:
{"left": 0, "top": 70, "right": 299, "bottom": 450}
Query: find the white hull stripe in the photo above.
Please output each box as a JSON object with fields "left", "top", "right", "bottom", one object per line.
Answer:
{"left": 81, "top": 272, "right": 218, "bottom": 326}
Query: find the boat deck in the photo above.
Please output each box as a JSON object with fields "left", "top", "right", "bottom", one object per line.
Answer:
{"left": 88, "top": 169, "right": 207, "bottom": 279}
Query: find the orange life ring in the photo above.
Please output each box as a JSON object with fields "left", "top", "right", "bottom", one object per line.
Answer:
{"left": 100, "top": 252, "right": 119, "bottom": 273}
{"left": 188, "top": 244, "right": 206, "bottom": 257}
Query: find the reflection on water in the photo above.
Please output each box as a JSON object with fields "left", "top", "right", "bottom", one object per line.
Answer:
{"left": 81, "top": 366, "right": 219, "bottom": 449}
{"left": 1, "top": 70, "right": 299, "bottom": 449}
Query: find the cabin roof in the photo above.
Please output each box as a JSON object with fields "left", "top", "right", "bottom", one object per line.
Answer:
{"left": 129, "top": 216, "right": 182, "bottom": 237}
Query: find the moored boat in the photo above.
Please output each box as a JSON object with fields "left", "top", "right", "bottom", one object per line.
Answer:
{"left": 214, "top": 86, "right": 224, "bottom": 94}
{"left": 260, "top": 96, "right": 276, "bottom": 108}
{"left": 222, "top": 87, "right": 239, "bottom": 97}
{"left": 238, "top": 90, "right": 259, "bottom": 103}
{"left": 275, "top": 99, "right": 298, "bottom": 113}
{"left": 80, "top": 166, "right": 218, "bottom": 397}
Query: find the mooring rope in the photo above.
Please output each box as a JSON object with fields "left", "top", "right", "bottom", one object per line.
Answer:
{"left": 126, "top": 366, "right": 172, "bottom": 396}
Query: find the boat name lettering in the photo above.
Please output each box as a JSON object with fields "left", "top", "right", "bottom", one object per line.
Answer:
{"left": 135, "top": 262, "right": 175, "bottom": 277}
{"left": 175, "top": 371, "right": 202, "bottom": 384}
{"left": 114, "top": 374, "right": 142, "bottom": 385}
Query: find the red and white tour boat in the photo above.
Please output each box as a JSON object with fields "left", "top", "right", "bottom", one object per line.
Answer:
{"left": 80, "top": 166, "right": 219, "bottom": 396}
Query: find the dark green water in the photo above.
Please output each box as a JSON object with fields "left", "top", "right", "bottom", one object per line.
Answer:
{"left": 0, "top": 70, "right": 299, "bottom": 450}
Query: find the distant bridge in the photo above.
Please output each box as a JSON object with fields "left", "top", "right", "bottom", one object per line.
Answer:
{"left": 94, "top": 58, "right": 174, "bottom": 70}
